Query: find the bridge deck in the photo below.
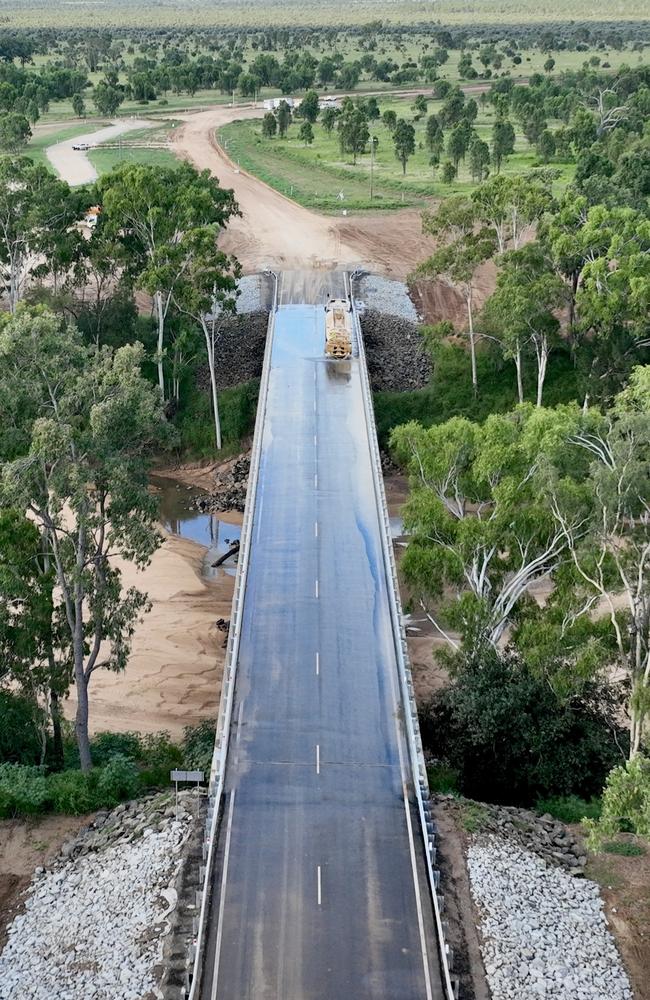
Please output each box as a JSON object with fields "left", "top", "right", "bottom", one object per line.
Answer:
{"left": 201, "top": 284, "right": 443, "bottom": 1000}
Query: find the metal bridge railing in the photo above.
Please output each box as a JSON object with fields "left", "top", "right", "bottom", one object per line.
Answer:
{"left": 184, "top": 270, "right": 278, "bottom": 1000}
{"left": 347, "top": 270, "right": 458, "bottom": 1000}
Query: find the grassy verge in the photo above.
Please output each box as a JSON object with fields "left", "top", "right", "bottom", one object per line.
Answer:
{"left": 219, "top": 120, "right": 411, "bottom": 212}
{"left": 219, "top": 96, "right": 575, "bottom": 213}
{"left": 88, "top": 145, "right": 181, "bottom": 173}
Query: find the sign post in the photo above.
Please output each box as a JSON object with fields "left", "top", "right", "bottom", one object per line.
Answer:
{"left": 170, "top": 769, "right": 205, "bottom": 819}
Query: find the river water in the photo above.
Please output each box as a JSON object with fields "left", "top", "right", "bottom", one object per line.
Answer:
{"left": 150, "top": 475, "right": 242, "bottom": 580}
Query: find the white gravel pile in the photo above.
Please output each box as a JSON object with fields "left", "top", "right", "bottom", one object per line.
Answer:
{"left": 0, "top": 817, "right": 190, "bottom": 1000}
{"left": 236, "top": 273, "right": 265, "bottom": 313}
{"left": 354, "top": 274, "right": 419, "bottom": 323}
{"left": 468, "top": 835, "right": 633, "bottom": 1000}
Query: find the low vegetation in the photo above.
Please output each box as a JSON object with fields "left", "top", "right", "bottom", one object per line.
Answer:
{"left": 0, "top": 690, "right": 216, "bottom": 818}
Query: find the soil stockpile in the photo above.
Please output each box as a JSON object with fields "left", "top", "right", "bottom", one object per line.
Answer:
{"left": 195, "top": 312, "right": 268, "bottom": 391}
{"left": 360, "top": 309, "right": 432, "bottom": 392}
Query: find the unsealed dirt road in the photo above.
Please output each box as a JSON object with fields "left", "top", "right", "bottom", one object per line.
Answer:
{"left": 173, "top": 104, "right": 437, "bottom": 278}
{"left": 46, "top": 118, "right": 154, "bottom": 186}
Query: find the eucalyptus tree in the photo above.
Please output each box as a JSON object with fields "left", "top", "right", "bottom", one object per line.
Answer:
{"left": 0, "top": 508, "right": 69, "bottom": 768}
{"left": 390, "top": 405, "right": 594, "bottom": 653}
{"left": 472, "top": 171, "right": 555, "bottom": 254}
{"left": 97, "top": 162, "right": 238, "bottom": 401}
{"left": 393, "top": 118, "right": 415, "bottom": 175}
{"left": 420, "top": 196, "right": 496, "bottom": 392}
{"left": 0, "top": 156, "right": 84, "bottom": 312}
{"left": 537, "top": 393, "right": 650, "bottom": 756}
{"left": 541, "top": 199, "right": 650, "bottom": 392}
{"left": 482, "top": 243, "right": 566, "bottom": 406}
{"left": 0, "top": 310, "right": 172, "bottom": 770}
{"left": 163, "top": 226, "right": 241, "bottom": 450}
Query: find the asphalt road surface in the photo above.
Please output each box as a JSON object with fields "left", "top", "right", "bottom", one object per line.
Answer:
{"left": 201, "top": 272, "right": 443, "bottom": 1000}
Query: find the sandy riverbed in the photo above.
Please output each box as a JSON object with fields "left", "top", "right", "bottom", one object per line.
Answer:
{"left": 63, "top": 521, "right": 238, "bottom": 741}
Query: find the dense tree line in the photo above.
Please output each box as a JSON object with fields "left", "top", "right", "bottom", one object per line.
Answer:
{"left": 0, "top": 156, "right": 241, "bottom": 770}
{"left": 397, "top": 54, "right": 650, "bottom": 816}
{"left": 0, "top": 19, "right": 647, "bottom": 138}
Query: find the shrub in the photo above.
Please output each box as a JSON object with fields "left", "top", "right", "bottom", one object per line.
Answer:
{"left": 535, "top": 795, "right": 602, "bottom": 824}
{"left": 49, "top": 769, "right": 97, "bottom": 815}
{"left": 0, "top": 690, "right": 44, "bottom": 766}
{"left": 175, "top": 380, "right": 259, "bottom": 458}
{"left": 138, "top": 731, "right": 183, "bottom": 788}
{"left": 182, "top": 721, "right": 215, "bottom": 775}
{"left": 427, "top": 762, "right": 460, "bottom": 794}
{"left": 585, "top": 755, "right": 650, "bottom": 848}
{"left": 459, "top": 800, "right": 489, "bottom": 832}
{"left": 89, "top": 731, "right": 143, "bottom": 767}
{"left": 419, "top": 649, "right": 627, "bottom": 806}
{"left": 96, "top": 753, "right": 140, "bottom": 807}
{"left": 0, "top": 763, "right": 50, "bottom": 818}
{"left": 375, "top": 340, "right": 578, "bottom": 449}
{"left": 603, "top": 840, "right": 646, "bottom": 857}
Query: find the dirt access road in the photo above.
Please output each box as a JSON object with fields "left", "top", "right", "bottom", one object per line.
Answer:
{"left": 173, "top": 104, "right": 436, "bottom": 278}
{"left": 46, "top": 118, "right": 154, "bottom": 186}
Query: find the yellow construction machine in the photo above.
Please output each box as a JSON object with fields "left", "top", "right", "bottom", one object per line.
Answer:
{"left": 324, "top": 298, "right": 352, "bottom": 359}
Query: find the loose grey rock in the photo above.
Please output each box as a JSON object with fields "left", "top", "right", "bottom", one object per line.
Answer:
{"left": 0, "top": 794, "right": 192, "bottom": 1000}
{"left": 467, "top": 835, "right": 633, "bottom": 1000}
{"left": 355, "top": 274, "right": 419, "bottom": 324}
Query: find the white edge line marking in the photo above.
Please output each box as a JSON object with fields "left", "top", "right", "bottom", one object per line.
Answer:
{"left": 315, "top": 651, "right": 320, "bottom": 676}
{"left": 255, "top": 485, "right": 264, "bottom": 542}
{"left": 315, "top": 578, "right": 319, "bottom": 599}
{"left": 383, "top": 580, "right": 434, "bottom": 1000}
{"left": 316, "top": 744, "right": 320, "bottom": 774}
{"left": 210, "top": 788, "right": 237, "bottom": 1000}
{"left": 314, "top": 434, "right": 317, "bottom": 447}
{"left": 314, "top": 520, "right": 318, "bottom": 538}
{"left": 317, "top": 865, "right": 322, "bottom": 906}
{"left": 235, "top": 700, "right": 244, "bottom": 743}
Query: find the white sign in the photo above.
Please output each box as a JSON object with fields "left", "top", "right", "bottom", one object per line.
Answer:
{"left": 170, "top": 769, "right": 205, "bottom": 783}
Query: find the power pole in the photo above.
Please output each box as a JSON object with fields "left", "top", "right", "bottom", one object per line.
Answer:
{"left": 369, "top": 134, "right": 378, "bottom": 201}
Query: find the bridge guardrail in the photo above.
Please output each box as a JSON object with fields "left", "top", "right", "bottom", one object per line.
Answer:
{"left": 347, "top": 271, "right": 457, "bottom": 1000}
{"left": 185, "top": 271, "right": 278, "bottom": 1000}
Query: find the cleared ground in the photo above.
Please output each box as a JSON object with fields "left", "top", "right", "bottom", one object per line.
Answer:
{"left": 173, "top": 104, "right": 437, "bottom": 275}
